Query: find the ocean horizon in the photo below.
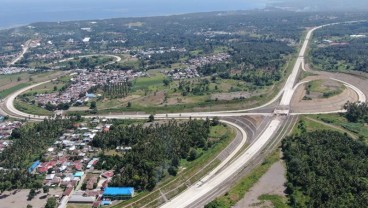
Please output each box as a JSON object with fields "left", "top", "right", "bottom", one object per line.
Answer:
{"left": 0, "top": 0, "right": 266, "bottom": 29}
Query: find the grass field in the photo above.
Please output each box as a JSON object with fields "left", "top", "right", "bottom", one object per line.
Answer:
{"left": 0, "top": 82, "right": 30, "bottom": 99}
{"left": 14, "top": 100, "right": 53, "bottom": 116}
{"left": 0, "top": 73, "right": 31, "bottom": 88}
{"left": 306, "top": 80, "right": 345, "bottom": 98}
{"left": 258, "top": 194, "right": 288, "bottom": 208}
{"left": 0, "top": 71, "right": 65, "bottom": 99}
{"left": 310, "top": 114, "right": 368, "bottom": 139}
{"left": 131, "top": 73, "right": 166, "bottom": 91}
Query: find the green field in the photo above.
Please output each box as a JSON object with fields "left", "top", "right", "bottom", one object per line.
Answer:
{"left": 0, "top": 83, "right": 30, "bottom": 99}
{"left": 311, "top": 114, "right": 368, "bottom": 139}
{"left": 14, "top": 100, "right": 53, "bottom": 116}
{"left": 306, "top": 80, "right": 345, "bottom": 98}
{"left": 131, "top": 73, "right": 166, "bottom": 91}
{"left": 258, "top": 194, "right": 288, "bottom": 208}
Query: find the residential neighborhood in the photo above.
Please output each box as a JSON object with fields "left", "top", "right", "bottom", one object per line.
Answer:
{"left": 0, "top": 67, "right": 38, "bottom": 75}
{"left": 35, "top": 69, "right": 146, "bottom": 106}
{"left": 22, "top": 118, "right": 134, "bottom": 208}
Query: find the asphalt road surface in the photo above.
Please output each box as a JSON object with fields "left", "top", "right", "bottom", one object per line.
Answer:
{"left": 1, "top": 21, "right": 367, "bottom": 208}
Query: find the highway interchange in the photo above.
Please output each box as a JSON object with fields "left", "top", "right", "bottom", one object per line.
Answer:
{"left": 1, "top": 22, "right": 368, "bottom": 208}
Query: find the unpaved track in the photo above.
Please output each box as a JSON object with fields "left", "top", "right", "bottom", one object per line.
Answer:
{"left": 9, "top": 39, "right": 31, "bottom": 65}
{"left": 233, "top": 160, "right": 286, "bottom": 208}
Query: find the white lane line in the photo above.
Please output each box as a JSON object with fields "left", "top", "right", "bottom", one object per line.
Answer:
{"left": 160, "top": 119, "right": 281, "bottom": 208}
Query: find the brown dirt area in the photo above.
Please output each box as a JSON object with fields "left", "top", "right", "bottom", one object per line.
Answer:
{"left": 0, "top": 188, "right": 63, "bottom": 208}
{"left": 234, "top": 160, "right": 287, "bottom": 208}
{"left": 211, "top": 92, "right": 252, "bottom": 101}
{"left": 0, "top": 71, "right": 65, "bottom": 92}
{"left": 291, "top": 81, "right": 358, "bottom": 113}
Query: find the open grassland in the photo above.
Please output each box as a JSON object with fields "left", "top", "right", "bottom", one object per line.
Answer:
{"left": 306, "top": 80, "right": 345, "bottom": 98}
{"left": 0, "top": 70, "right": 65, "bottom": 99}
{"left": 309, "top": 114, "right": 368, "bottom": 139}
{"left": 0, "top": 82, "right": 30, "bottom": 99}
{"left": 258, "top": 194, "right": 288, "bottom": 208}
{"left": 14, "top": 99, "right": 53, "bottom": 116}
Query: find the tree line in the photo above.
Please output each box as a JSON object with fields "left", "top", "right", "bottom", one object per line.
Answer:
{"left": 282, "top": 130, "right": 368, "bottom": 207}
{"left": 0, "top": 118, "right": 75, "bottom": 192}
{"left": 92, "top": 118, "right": 220, "bottom": 191}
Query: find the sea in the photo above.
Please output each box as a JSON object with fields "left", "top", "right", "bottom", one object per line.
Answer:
{"left": 0, "top": 0, "right": 266, "bottom": 29}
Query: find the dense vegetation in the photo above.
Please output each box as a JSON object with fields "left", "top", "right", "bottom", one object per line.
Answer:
{"left": 0, "top": 118, "right": 74, "bottom": 192}
{"left": 344, "top": 101, "right": 368, "bottom": 122}
{"left": 102, "top": 82, "right": 130, "bottom": 98}
{"left": 2, "top": 11, "right": 368, "bottom": 86}
{"left": 310, "top": 22, "right": 368, "bottom": 72}
{"left": 199, "top": 40, "right": 294, "bottom": 86}
{"left": 282, "top": 130, "right": 368, "bottom": 207}
{"left": 92, "top": 118, "right": 220, "bottom": 191}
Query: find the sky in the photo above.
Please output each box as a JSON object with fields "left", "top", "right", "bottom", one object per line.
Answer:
{"left": 0, "top": 0, "right": 267, "bottom": 28}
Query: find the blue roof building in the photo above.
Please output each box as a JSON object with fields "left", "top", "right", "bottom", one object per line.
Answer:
{"left": 74, "top": 171, "right": 84, "bottom": 178}
{"left": 103, "top": 187, "right": 134, "bottom": 199}
{"left": 28, "top": 161, "right": 40, "bottom": 173}
{"left": 86, "top": 92, "right": 97, "bottom": 98}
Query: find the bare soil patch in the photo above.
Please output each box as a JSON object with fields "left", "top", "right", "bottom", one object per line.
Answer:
{"left": 211, "top": 92, "right": 252, "bottom": 101}
{"left": 0, "top": 188, "right": 63, "bottom": 208}
{"left": 292, "top": 80, "right": 358, "bottom": 113}
{"left": 233, "top": 160, "right": 286, "bottom": 208}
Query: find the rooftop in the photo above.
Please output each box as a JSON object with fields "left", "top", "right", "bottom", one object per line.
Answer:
{"left": 103, "top": 187, "right": 134, "bottom": 196}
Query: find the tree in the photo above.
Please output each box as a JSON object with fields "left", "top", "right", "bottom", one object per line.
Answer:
{"left": 168, "top": 166, "right": 178, "bottom": 176}
{"left": 163, "top": 78, "right": 171, "bottom": 86}
{"left": 45, "top": 197, "right": 57, "bottom": 208}
{"left": 53, "top": 86, "right": 57, "bottom": 91}
{"left": 27, "top": 205, "right": 33, "bottom": 208}
{"left": 211, "top": 117, "right": 220, "bottom": 126}
{"left": 148, "top": 114, "right": 155, "bottom": 122}
{"left": 33, "top": 180, "right": 43, "bottom": 190}
{"left": 205, "top": 200, "right": 226, "bottom": 208}
{"left": 11, "top": 128, "right": 21, "bottom": 139}
{"left": 43, "top": 186, "right": 49, "bottom": 194}
{"left": 17, "top": 76, "right": 21, "bottom": 82}
{"left": 127, "top": 102, "right": 132, "bottom": 108}
{"left": 90, "top": 101, "right": 97, "bottom": 109}
{"left": 187, "top": 148, "right": 198, "bottom": 161}
{"left": 28, "top": 188, "right": 36, "bottom": 200}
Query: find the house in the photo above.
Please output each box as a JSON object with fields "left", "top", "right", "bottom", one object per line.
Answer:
{"left": 74, "top": 171, "right": 85, "bottom": 178}
{"left": 102, "top": 170, "right": 114, "bottom": 179}
{"left": 38, "top": 161, "right": 56, "bottom": 173}
{"left": 63, "top": 187, "right": 74, "bottom": 197}
{"left": 87, "top": 176, "right": 98, "bottom": 190}
{"left": 68, "top": 195, "right": 95, "bottom": 204}
{"left": 28, "top": 161, "right": 40, "bottom": 173}
{"left": 102, "top": 187, "right": 134, "bottom": 200}
{"left": 46, "top": 174, "right": 55, "bottom": 180}
{"left": 87, "top": 158, "right": 99, "bottom": 169}
{"left": 86, "top": 92, "right": 97, "bottom": 98}
{"left": 51, "top": 177, "right": 61, "bottom": 186}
